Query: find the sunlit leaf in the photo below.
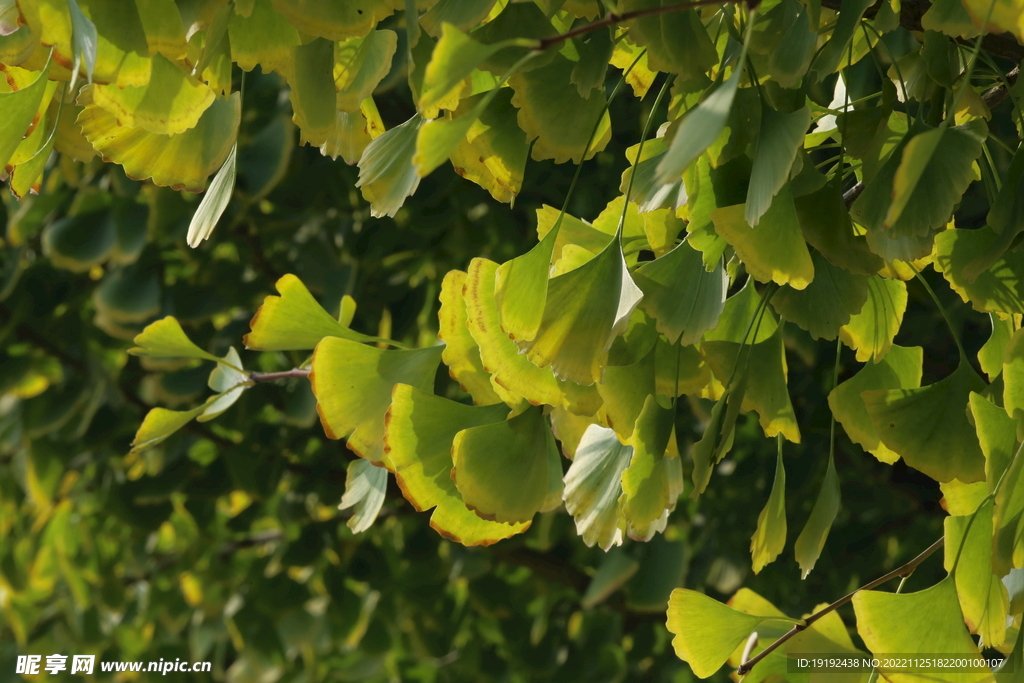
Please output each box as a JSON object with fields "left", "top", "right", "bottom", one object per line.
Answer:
{"left": 186, "top": 142, "right": 236, "bottom": 248}
{"left": 750, "top": 439, "right": 787, "bottom": 574}
{"left": 437, "top": 270, "right": 506, "bottom": 406}
{"left": 334, "top": 29, "right": 397, "bottom": 112}
{"left": 610, "top": 35, "right": 657, "bottom": 98}
{"left": 828, "top": 344, "right": 923, "bottom": 464}
{"left": 1006, "top": 328, "right": 1024, "bottom": 433}
{"left": 0, "top": 59, "right": 51, "bottom": 170}
{"left": 419, "top": 23, "right": 519, "bottom": 114}
{"left": 452, "top": 405, "right": 561, "bottom": 524}
{"left": 934, "top": 228, "right": 1024, "bottom": 315}
{"left": 67, "top": 0, "right": 97, "bottom": 83}
{"left": 356, "top": 114, "right": 424, "bottom": 218}
{"left": 129, "top": 317, "right": 220, "bottom": 362}
{"left": 420, "top": 0, "right": 498, "bottom": 37}
{"left": 620, "top": 396, "right": 682, "bottom": 542}
{"left": 704, "top": 277, "right": 778, "bottom": 344}
{"left": 385, "top": 384, "right": 528, "bottom": 545}
{"left": 320, "top": 97, "right": 385, "bottom": 164}
{"left": 310, "top": 337, "right": 443, "bottom": 464}
{"left": 745, "top": 106, "right": 811, "bottom": 227}
{"left": 563, "top": 424, "right": 632, "bottom": 550}
{"left": 244, "top": 274, "right": 380, "bottom": 350}
{"left": 270, "top": 0, "right": 402, "bottom": 41}
{"left": 339, "top": 459, "right": 387, "bottom": 534}
{"left": 863, "top": 361, "right": 987, "bottom": 482}
{"left": 596, "top": 346, "right": 655, "bottom": 443}
{"left": 970, "top": 391, "right": 1017, "bottom": 491}
{"left": 227, "top": 0, "right": 300, "bottom": 76}
{"left": 131, "top": 405, "right": 205, "bottom": 453}
{"left": 839, "top": 275, "right": 908, "bottom": 363}
{"left": 447, "top": 88, "right": 528, "bottom": 204}
{"left": 135, "top": 0, "right": 188, "bottom": 61}
{"left": 620, "top": 0, "right": 716, "bottom": 80}
{"left": 770, "top": 252, "right": 869, "bottom": 340}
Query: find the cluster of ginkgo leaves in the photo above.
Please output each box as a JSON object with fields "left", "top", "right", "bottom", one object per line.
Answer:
{"left": 3, "top": 0, "right": 1024, "bottom": 679}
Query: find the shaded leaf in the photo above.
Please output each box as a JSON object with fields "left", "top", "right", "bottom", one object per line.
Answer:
{"left": 839, "top": 275, "right": 908, "bottom": 362}
{"left": 793, "top": 452, "right": 840, "bottom": 579}
{"left": 356, "top": 114, "right": 424, "bottom": 218}
{"left": 270, "top": 0, "right": 401, "bottom": 41}
{"left": 334, "top": 29, "right": 397, "bottom": 112}
{"left": 620, "top": 0, "right": 717, "bottom": 80}
{"left": 620, "top": 396, "right": 682, "bottom": 542}
{"left": 750, "top": 439, "right": 787, "bottom": 574}
{"left": 934, "top": 228, "right": 1024, "bottom": 315}
{"left": 746, "top": 106, "right": 811, "bottom": 227}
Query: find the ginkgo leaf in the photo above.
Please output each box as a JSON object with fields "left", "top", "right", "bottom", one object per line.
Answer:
{"left": 582, "top": 549, "right": 640, "bottom": 609}
{"left": 0, "top": 59, "right": 51, "bottom": 170}
{"left": 978, "top": 315, "right": 1017, "bottom": 382}
{"left": 237, "top": 115, "right": 294, "bottom": 200}
{"left": 414, "top": 104, "right": 483, "bottom": 178}
{"left": 745, "top": 106, "right": 811, "bottom": 227}
{"left": 620, "top": 396, "right": 682, "bottom": 542}
{"left": 702, "top": 325, "right": 801, "bottom": 443}
{"left": 810, "top": 0, "right": 874, "bottom": 77}
{"left": 944, "top": 499, "right": 1010, "bottom": 647}
{"left": 690, "top": 387, "right": 736, "bottom": 496}
{"left": 339, "top": 459, "right": 387, "bottom": 534}
{"left": 509, "top": 55, "right": 612, "bottom": 164}
{"left": 620, "top": 138, "right": 686, "bottom": 214}
{"left": 493, "top": 222, "right": 559, "bottom": 343}
{"left": 130, "top": 405, "right": 206, "bottom": 453}
{"left": 563, "top": 424, "right": 632, "bottom": 550}
{"left": 437, "top": 270, "right": 506, "bottom": 406}
{"left": 571, "top": 27, "right": 613, "bottom": 99}
{"left": 853, "top": 575, "right": 987, "bottom": 683}
{"left": 77, "top": 92, "right": 240, "bottom": 193}
{"left": 642, "top": 208, "right": 685, "bottom": 257}
{"left": 186, "top": 142, "right": 236, "bottom": 248}
{"left": 829, "top": 345, "right": 923, "bottom": 465}
{"left": 1006, "top": 328, "right": 1024, "bottom": 431}
{"left": 451, "top": 405, "right": 561, "bottom": 524}
{"left": 607, "top": 308, "right": 659, "bottom": 368}
{"left": 770, "top": 252, "right": 869, "bottom": 340}
{"left": 419, "top": 23, "right": 520, "bottom": 114}
{"left": 705, "top": 86, "right": 760, "bottom": 170}
{"left": 666, "top": 589, "right": 799, "bottom": 679}
{"left": 656, "top": 67, "right": 743, "bottom": 185}
{"left": 516, "top": 237, "right": 643, "bottom": 386}
{"left": 795, "top": 183, "right": 883, "bottom": 276}
{"left": 596, "top": 346, "right": 655, "bottom": 443}
{"left": 270, "top": 0, "right": 401, "bottom": 41}
{"left": 309, "top": 337, "right": 443, "bottom": 464}
{"left": 863, "top": 361, "right": 987, "bottom": 482}
{"left": 68, "top": 0, "right": 97, "bottom": 84}
{"left": 41, "top": 213, "right": 117, "bottom": 273}
{"left": 921, "top": 0, "right": 980, "bottom": 37}
{"left": 961, "top": 0, "right": 1024, "bottom": 43}
{"left": 653, "top": 336, "right": 711, "bottom": 399}
{"left": 750, "top": 440, "right": 787, "bottom": 574}
{"left": 620, "top": 0, "right": 716, "bottom": 79}
{"left": 243, "top": 274, "right": 381, "bottom": 350}
{"left": 839, "top": 275, "right": 908, "bottom": 363}
{"left": 8, "top": 113, "right": 57, "bottom": 200}
{"left": 227, "top": 0, "right": 301, "bottom": 77}
{"left": 934, "top": 228, "right": 1024, "bottom": 315}
{"left": 334, "top": 29, "right": 397, "bottom": 112}
{"left": 129, "top": 317, "right": 220, "bottom": 362}
{"left": 135, "top": 0, "right": 188, "bottom": 61}
{"left": 198, "top": 385, "right": 247, "bottom": 423}
{"left": 384, "top": 384, "right": 528, "bottom": 545}
{"left": 463, "top": 258, "right": 602, "bottom": 416}
{"left": 356, "top": 114, "right": 424, "bottom": 218}
{"left": 768, "top": 1, "right": 816, "bottom": 87}
{"left": 793, "top": 452, "right": 840, "bottom": 579}
{"left": 447, "top": 88, "right": 528, "bottom": 204}
{"left": 420, "top": 0, "right": 498, "bottom": 37}
{"left": 288, "top": 38, "right": 339, "bottom": 147}
{"left": 703, "top": 277, "right": 778, "bottom": 344}
{"left": 969, "top": 392, "right": 1017, "bottom": 490}
{"left": 634, "top": 240, "right": 727, "bottom": 345}
{"left": 610, "top": 35, "right": 656, "bottom": 98}
{"left": 90, "top": 54, "right": 214, "bottom": 135}
{"left": 712, "top": 187, "right": 815, "bottom": 290}
{"left": 320, "top": 97, "right": 385, "bottom": 164}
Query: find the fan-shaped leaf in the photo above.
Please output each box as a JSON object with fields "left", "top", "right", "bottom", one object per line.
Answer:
{"left": 419, "top": 23, "right": 520, "bottom": 114}
{"left": 384, "top": 384, "right": 528, "bottom": 545}
{"left": 288, "top": 38, "right": 340, "bottom": 147}
{"left": 771, "top": 252, "right": 869, "bottom": 340}
{"left": 334, "top": 29, "right": 397, "bottom": 112}
{"left": 970, "top": 391, "right": 1017, "bottom": 490}
{"left": 227, "top": 0, "right": 300, "bottom": 76}
{"left": 750, "top": 440, "right": 787, "bottom": 574}
{"left": 571, "top": 27, "right": 613, "bottom": 99}
{"left": 704, "top": 277, "right": 778, "bottom": 344}
{"left": 451, "top": 405, "right": 561, "bottom": 524}
{"left": 795, "top": 183, "right": 884, "bottom": 276}
{"left": 310, "top": 337, "right": 443, "bottom": 464}
{"left": 356, "top": 114, "right": 424, "bottom": 218}
{"left": 620, "top": 0, "right": 716, "bottom": 79}
{"left": 135, "top": 0, "right": 188, "bottom": 61}
{"left": 420, "top": 0, "right": 498, "bottom": 37}
{"left": 130, "top": 405, "right": 206, "bottom": 453}
{"left": 839, "top": 275, "right": 908, "bottom": 363}
{"left": 620, "top": 396, "right": 682, "bottom": 542}
{"left": 270, "top": 0, "right": 401, "bottom": 41}
{"left": 320, "top": 97, "right": 384, "bottom": 164}
{"left": 597, "top": 347, "right": 656, "bottom": 443}
{"left": 186, "top": 142, "right": 236, "bottom": 248}
{"left": 934, "top": 228, "right": 1024, "bottom": 315}
{"left": 0, "top": 59, "right": 51, "bottom": 170}
{"left": 563, "top": 424, "right": 632, "bottom": 550}
{"left": 339, "top": 459, "right": 387, "bottom": 534}
{"left": 746, "top": 106, "right": 811, "bottom": 227}
{"left": 793, "top": 452, "right": 840, "bottom": 579}
{"left": 437, "top": 270, "right": 506, "bottom": 406}
{"left": 447, "top": 88, "right": 528, "bottom": 204}
{"left": 863, "top": 361, "right": 987, "bottom": 482}
{"left": 130, "top": 317, "right": 219, "bottom": 362}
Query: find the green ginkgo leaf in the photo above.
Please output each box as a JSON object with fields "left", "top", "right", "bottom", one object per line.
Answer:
{"left": 130, "top": 404, "right": 206, "bottom": 453}
{"left": 334, "top": 29, "right": 397, "bottom": 112}
{"left": 619, "top": 0, "right": 716, "bottom": 79}
{"left": 978, "top": 315, "right": 1017, "bottom": 381}
{"left": 320, "top": 97, "right": 385, "bottom": 164}
{"left": 634, "top": 240, "right": 727, "bottom": 345}
{"left": 356, "top": 114, "right": 424, "bottom": 218}
{"left": 270, "top": 0, "right": 401, "bottom": 41}
{"left": 464, "top": 258, "right": 602, "bottom": 415}
{"left": 0, "top": 58, "right": 51, "bottom": 170}
{"left": 135, "top": 0, "right": 188, "bottom": 61}
{"left": 712, "top": 187, "right": 815, "bottom": 290}
{"left": 703, "top": 325, "right": 801, "bottom": 443}
{"left": 1006, "top": 328, "right": 1024, "bottom": 430}
{"left": 8, "top": 112, "right": 58, "bottom": 200}
{"left": 770, "top": 252, "right": 869, "bottom": 340}
{"left": 597, "top": 346, "right": 656, "bottom": 443}
{"left": 810, "top": 0, "right": 874, "bottom": 77}
{"left": 227, "top": 0, "right": 300, "bottom": 76}
{"left": 768, "top": 1, "right": 816, "bottom": 87}
{"left": 447, "top": 88, "right": 529, "bottom": 204}
{"left": 795, "top": 182, "right": 884, "bottom": 276}
{"left": 437, "top": 270, "right": 506, "bottom": 406}
{"left": 420, "top": 0, "right": 498, "bottom": 37}
{"left": 243, "top": 274, "right": 380, "bottom": 350}
{"left": 451, "top": 405, "right": 562, "bottom": 524}
{"left": 745, "top": 106, "right": 812, "bottom": 227}
{"left": 666, "top": 588, "right": 799, "bottom": 679}
{"left": 570, "top": 27, "right": 613, "bottom": 99}
{"left": 384, "top": 384, "right": 528, "bottom": 545}
{"left": 339, "top": 459, "right": 387, "bottom": 534}
{"left": 690, "top": 385, "right": 737, "bottom": 497}
{"left": 839, "top": 275, "right": 908, "bottom": 363}
{"left": 863, "top": 361, "right": 987, "bottom": 482}
{"left": 970, "top": 391, "right": 1017, "bottom": 491}
{"left": 563, "top": 424, "right": 632, "bottom": 550}
{"left": 944, "top": 499, "right": 1009, "bottom": 648}
{"left": 793, "top": 452, "right": 840, "bottom": 579}
{"left": 186, "top": 142, "right": 236, "bottom": 248}
{"left": 493, "top": 222, "right": 559, "bottom": 343}
{"left": 77, "top": 91, "right": 240, "bottom": 193}
{"left": 419, "top": 23, "right": 522, "bottom": 114}
{"left": 130, "top": 317, "right": 220, "bottom": 362}
{"left": 90, "top": 54, "right": 214, "bottom": 135}
{"left": 853, "top": 575, "right": 987, "bottom": 683}
{"left": 934, "top": 228, "right": 1024, "bottom": 315}
{"left": 67, "top": 0, "right": 97, "bottom": 84}
{"left": 414, "top": 104, "right": 482, "bottom": 179}
{"left": 41, "top": 213, "right": 117, "bottom": 273}
{"left": 703, "top": 277, "right": 778, "bottom": 344}
{"left": 828, "top": 344, "right": 923, "bottom": 464}
{"left": 515, "top": 236, "right": 643, "bottom": 386}
{"left": 310, "top": 337, "right": 443, "bottom": 464}
{"left": 607, "top": 308, "right": 659, "bottom": 367}
{"left": 620, "top": 138, "right": 686, "bottom": 214}
{"left": 921, "top": 0, "right": 980, "bottom": 37}
{"left": 620, "top": 396, "right": 682, "bottom": 542}
{"left": 288, "top": 38, "right": 339, "bottom": 147}
{"left": 509, "top": 55, "right": 612, "bottom": 164}
{"left": 654, "top": 336, "right": 711, "bottom": 399}
{"left": 751, "top": 438, "right": 787, "bottom": 574}
{"left": 199, "top": 347, "right": 248, "bottom": 422}
{"left": 656, "top": 67, "right": 743, "bottom": 185}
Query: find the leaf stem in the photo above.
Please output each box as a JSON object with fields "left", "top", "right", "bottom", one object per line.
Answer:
{"left": 248, "top": 368, "right": 312, "bottom": 383}
{"left": 909, "top": 264, "right": 967, "bottom": 361}
{"left": 536, "top": 0, "right": 751, "bottom": 51}
{"left": 619, "top": 74, "right": 674, "bottom": 238}
{"left": 736, "top": 536, "right": 944, "bottom": 676}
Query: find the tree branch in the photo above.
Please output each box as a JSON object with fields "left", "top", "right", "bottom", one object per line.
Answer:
{"left": 736, "top": 536, "right": 944, "bottom": 676}
{"left": 249, "top": 368, "right": 311, "bottom": 382}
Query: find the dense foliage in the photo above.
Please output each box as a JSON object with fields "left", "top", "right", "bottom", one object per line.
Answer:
{"left": 1, "top": 0, "right": 1024, "bottom": 681}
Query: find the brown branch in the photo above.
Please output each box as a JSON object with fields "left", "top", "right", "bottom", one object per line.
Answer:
{"left": 736, "top": 536, "right": 944, "bottom": 676}
{"left": 537, "top": 0, "right": 751, "bottom": 51}
{"left": 982, "top": 65, "right": 1020, "bottom": 109}
{"left": 249, "top": 368, "right": 311, "bottom": 382}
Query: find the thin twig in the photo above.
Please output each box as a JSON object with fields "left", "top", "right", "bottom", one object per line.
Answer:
{"left": 736, "top": 537, "right": 944, "bottom": 676}
{"left": 248, "top": 368, "right": 311, "bottom": 383}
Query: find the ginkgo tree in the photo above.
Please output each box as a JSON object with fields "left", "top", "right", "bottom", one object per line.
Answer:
{"left": 2, "top": 0, "right": 1024, "bottom": 680}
